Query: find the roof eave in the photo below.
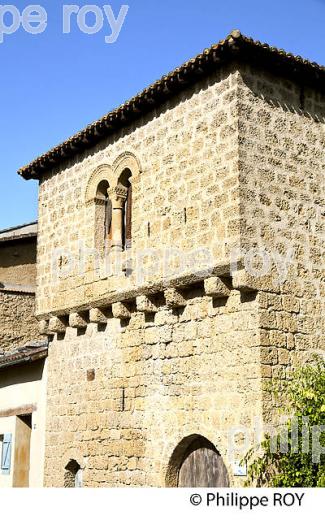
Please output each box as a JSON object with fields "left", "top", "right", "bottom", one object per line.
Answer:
{"left": 0, "top": 348, "right": 48, "bottom": 371}
{"left": 18, "top": 30, "right": 325, "bottom": 181}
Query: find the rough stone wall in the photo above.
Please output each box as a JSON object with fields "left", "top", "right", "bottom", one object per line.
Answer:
{"left": 0, "top": 238, "right": 37, "bottom": 286}
{"left": 39, "top": 60, "right": 325, "bottom": 487}
{"left": 0, "top": 290, "right": 41, "bottom": 353}
{"left": 237, "top": 65, "right": 325, "bottom": 421}
{"left": 44, "top": 289, "right": 261, "bottom": 487}
{"left": 36, "top": 65, "right": 241, "bottom": 317}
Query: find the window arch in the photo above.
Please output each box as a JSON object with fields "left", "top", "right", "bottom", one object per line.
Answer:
{"left": 85, "top": 164, "right": 114, "bottom": 254}
{"left": 118, "top": 168, "right": 132, "bottom": 250}
{"left": 97, "top": 179, "right": 112, "bottom": 240}
{"left": 94, "top": 179, "right": 111, "bottom": 252}
{"left": 85, "top": 154, "right": 141, "bottom": 254}
{"left": 64, "top": 459, "right": 83, "bottom": 488}
{"left": 166, "top": 434, "right": 229, "bottom": 488}
{"left": 111, "top": 152, "right": 141, "bottom": 251}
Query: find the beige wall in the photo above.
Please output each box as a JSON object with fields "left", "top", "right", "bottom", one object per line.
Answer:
{"left": 35, "top": 61, "right": 324, "bottom": 487}
{"left": 0, "top": 360, "right": 47, "bottom": 487}
{"left": 0, "top": 238, "right": 37, "bottom": 286}
{"left": 44, "top": 290, "right": 261, "bottom": 487}
{"left": 236, "top": 65, "right": 325, "bottom": 420}
{"left": 0, "top": 236, "right": 39, "bottom": 354}
{"left": 0, "top": 291, "right": 41, "bottom": 353}
{"left": 36, "top": 65, "right": 240, "bottom": 317}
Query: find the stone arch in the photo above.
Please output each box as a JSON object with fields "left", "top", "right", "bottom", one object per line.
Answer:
{"left": 166, "top": 434, "right": 230, "bottom": 488}
{"left": 112, "top": 152, "right": 141, "bottom": 250}
{"left": 112, "top": 151, "right": 142, "bottom": 181}
{"left": 64, "top": 458, "right": 83, "bottom": 488}
{"left": 84, "top": 164, "right": 114, "bottom": 204}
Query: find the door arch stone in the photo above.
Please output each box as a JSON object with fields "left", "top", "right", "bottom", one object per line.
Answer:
{"left": 166, "top": 434, "right": 230, "bottom": 487}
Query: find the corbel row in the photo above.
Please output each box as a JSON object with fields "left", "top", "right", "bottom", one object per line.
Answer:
{"left": 38, "top": 270, "right": 257, "bottom": 336}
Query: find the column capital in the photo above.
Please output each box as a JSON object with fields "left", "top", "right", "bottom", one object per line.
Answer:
{"left": 108, "top": 185, "right": 128, "bottom": 207}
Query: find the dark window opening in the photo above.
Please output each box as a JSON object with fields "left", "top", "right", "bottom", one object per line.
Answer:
{"left": 64, "top": 459, "right": 83, "bottom": 488}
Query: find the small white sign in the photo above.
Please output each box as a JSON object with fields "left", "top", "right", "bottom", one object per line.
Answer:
{"left": 233, "top": 461, "right": 247, "bottom": 477}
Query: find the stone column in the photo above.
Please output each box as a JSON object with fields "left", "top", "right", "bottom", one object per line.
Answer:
{"left": 108, "top": 186, "right": 128, "bottom": 252}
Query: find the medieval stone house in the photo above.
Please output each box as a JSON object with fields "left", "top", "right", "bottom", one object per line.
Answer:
{"left": 9, "top": 30, "right": 325, "bottom": 487}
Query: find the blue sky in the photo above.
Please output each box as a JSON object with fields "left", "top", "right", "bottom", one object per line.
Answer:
{"left": 0, "top": 0, "right": 324, "bottom": 229}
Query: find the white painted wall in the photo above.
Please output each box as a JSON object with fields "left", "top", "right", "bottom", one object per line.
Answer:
{"left": 0, "top": 359, "right": 47, "bottom": 487}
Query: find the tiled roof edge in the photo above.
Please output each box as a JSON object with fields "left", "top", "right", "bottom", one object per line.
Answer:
{"left": 0, "top": 283, "right": 36, "bottom": 294}
{"left": 0, "top": 221, "right": 37, "bottom": 234}
{"left": 0, "top": 343, "right": 48, "bottom": 370}
{"left": 18, "top": 30, "right": 325, "bottom": 180}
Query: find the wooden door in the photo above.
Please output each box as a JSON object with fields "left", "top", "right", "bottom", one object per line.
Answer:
{"left": 12, "top": 415, "right": 32, "bottom": 487}
{"left": 178, "top": 438, "right": 229, "bottom": 487}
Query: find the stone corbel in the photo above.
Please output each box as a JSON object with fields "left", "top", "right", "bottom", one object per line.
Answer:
{"left": 204, "top": 277, "right": 231, "bottom": 298}
{"left": 112, "top": 301, "right": 132, "bottom": 319}
{"left": 49, "top": 316, "right": 68, "bottom": 334}
{"left": 39, "top": 319, "right": 49, "bottom": 336}
{"left": 232, "top": 269, "right": 258, "bottom": 293}
{"left": 89, "top": 307, "right": 110, "bottom": 324}
{"left": 164, "top": 288, "right": 187, "bottom": 309}
{"left": 136, "top": 295, "right": 158, "bottom": 314}
{"left": 69, "top": 312, "right": 88, "bottom": 329}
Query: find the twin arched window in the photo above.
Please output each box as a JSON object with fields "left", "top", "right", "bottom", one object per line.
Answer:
{"left": 95, "top": 168, "right": 132, "bottom": 252}
{"left": 86, "top": 154, "right": 140, "bottom": 254}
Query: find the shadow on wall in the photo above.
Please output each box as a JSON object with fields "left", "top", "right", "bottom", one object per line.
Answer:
{"left": 0, "top": 240, "right": 36, "bottom": 270}
{"left": 0, "top": 360, "right": 45, "bottom": 390}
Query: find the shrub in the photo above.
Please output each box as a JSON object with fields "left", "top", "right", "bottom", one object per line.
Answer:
{"left": 244, "top": 360, "right": 325, "bottom": 487}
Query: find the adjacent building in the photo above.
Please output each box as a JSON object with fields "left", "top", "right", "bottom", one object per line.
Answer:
{"left": 0, "top": 223, "right": 47, "bottom": 487}
{"left": 0, "top": 222, "right": 40, "bottom": 353}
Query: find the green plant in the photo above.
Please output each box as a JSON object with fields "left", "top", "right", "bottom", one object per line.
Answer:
{"left": 244, "top": 359, "right": 325, "bottom": 487}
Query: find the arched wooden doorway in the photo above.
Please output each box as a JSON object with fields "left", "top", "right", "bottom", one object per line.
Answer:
{"left": 167, "top": 435, "right": 230, "bottom": 487}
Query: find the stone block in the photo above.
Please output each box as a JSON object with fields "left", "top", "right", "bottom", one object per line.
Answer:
{"left": 112, "top": 301, "right": 132, "bottom": 319}
{"left": 89, "top": 307, "right": 109, "bottom": 324}
{"left": 136, "top": 295, "right": 158, "bottom": 314}
{"left": 39, "top": 319, "right": 49, "bottom": 335}
{"left": 164, "top": 288, "right": 187, "bottom": 309}
{"left": 232, "top": 270, "right": 257, "bottom": 293}
{"left": 204, "top": 277, "right": 231, "bottom": 298}
{"left": 69, "top": 312, "right": 88, "bottom": 329}
{"left": 48, "top": 316, "right": 67, "bottom": 334}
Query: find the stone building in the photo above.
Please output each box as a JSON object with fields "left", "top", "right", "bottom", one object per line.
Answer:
{"left": 0, "top": 223, "right": 48, "bottom": 487}
{"left": 16, "top": 31, "right": 324, "bottom": 487}
{"left": 0, "top": 222, "right": 40, "bottom": 353}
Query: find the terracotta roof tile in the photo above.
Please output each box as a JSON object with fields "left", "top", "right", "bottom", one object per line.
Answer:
{"left": 0, "top": 341, "right": 48, "bottom": 370}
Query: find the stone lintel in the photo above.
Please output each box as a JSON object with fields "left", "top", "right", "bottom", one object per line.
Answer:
{"left": 136, "top": 295, "right": 158, "bottom": 314}
{"left": 69, "top": 312, "right": 88, "bottom": 329}
{"left": 89, "top": 307, "right": 109, "bottom": 324}
{"left": 164, "top": 288, "right": 187, "bottom": 309}
{"left": 0, "top": 404, "right": 37, "bottom": 418}
{"left": 112, "top": 301, "right": 132, "bottom": 319}
{"left": 204, "top": 277, "right": 231, "bottom": 298}
{"left": 49, "top": 316, "right": 67, "bottom": 334}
